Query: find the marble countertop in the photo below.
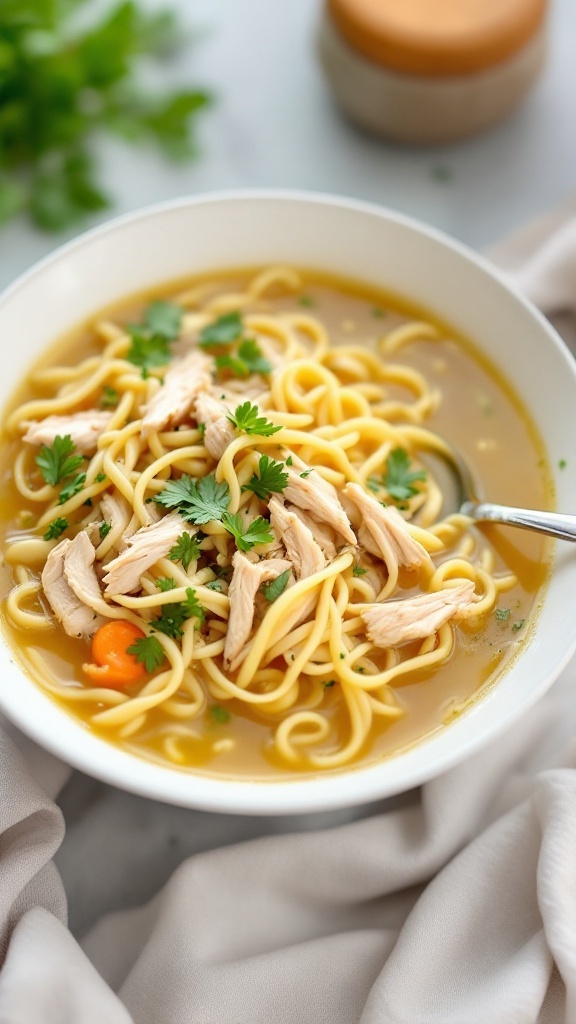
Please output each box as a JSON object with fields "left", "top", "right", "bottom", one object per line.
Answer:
{"left": 1, "top": 0, "right": 575, "bottom": 293}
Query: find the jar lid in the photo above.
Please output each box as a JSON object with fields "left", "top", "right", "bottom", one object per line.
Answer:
{"left": 328, "top": 0, "right": 548, "bottom": 76}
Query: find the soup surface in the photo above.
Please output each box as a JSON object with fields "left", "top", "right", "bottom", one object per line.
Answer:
{"left": 0, "top": 267, "right": 551, "bottom": 778}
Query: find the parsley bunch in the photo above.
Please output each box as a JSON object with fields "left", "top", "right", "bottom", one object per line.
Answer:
{"left": 0, "top": 1, "right": 212, "bottom": 231}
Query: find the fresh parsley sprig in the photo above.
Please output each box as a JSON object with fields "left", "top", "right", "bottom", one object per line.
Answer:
{"left": 126, "top": 635, "right": 166, "bottom": 673}
{"left": 125, "top": 299, "right": 184, "bottom": 372}
{"left": 199, "top": 311, "right": 243, "bottom": 348}
{"left": 369, "top": 448, "right": 427, "bottom": 503}
{"left": 151, "top": 587, "right": 205, "bottom": 638}
{"left": 261, "top": 569, "right": 290, "bottom": 603}
{"left": 154, "top": 473, "right": 230, "bottom": 524}
{"left": 58, "top": 472, "right": 87, "bottom": 505}
{"left": 215, "top": 339, "right": 272, "bottom": 379}
{"left": 241, "top": 455, "right": 288, "bottom": 501}
{"left": 43, "top": 517, "right": 69, "bottom": 541}
{"left": 227, "top": 402, "right": 282, "bottom": 438}
{"left": 222, "top": 513, "right": 274, "bottom": 552}
{"left": 36, "top": 435, "right": 84, "bottom": 487}
{"left": 0, "top": 2, "right": 212, "bottom": 232}
{"left": 168, "top": 532, "right": 201, "bottom": 570}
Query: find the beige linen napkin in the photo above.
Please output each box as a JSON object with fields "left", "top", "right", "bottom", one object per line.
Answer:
{"left": 1, "top": 205, "right": 576, "bottom": 1024}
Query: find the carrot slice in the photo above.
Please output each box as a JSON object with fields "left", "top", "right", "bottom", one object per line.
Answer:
{"left": 83, "top": 619, "right": 146, "bottom": 689}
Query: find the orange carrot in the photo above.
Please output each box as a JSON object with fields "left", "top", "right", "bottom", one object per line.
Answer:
{"left": 83, "top": 620, "right": 146, "bottom": 689}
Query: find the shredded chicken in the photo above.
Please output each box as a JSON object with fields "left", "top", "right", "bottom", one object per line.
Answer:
{"left": 269, "top": 497, "right": 325, "bottom": 579}
{"left": 361, "top": 581, "right": 476, "bottom": 648}
{"left": 22, "top": 411, "right": 113, "bottom": 454}
{"left": 141, "top": 350, "right": 212, "bottom": 438}
{"left": 224, "top": 551, "right": 292, "bottom": 671}
{"left": 284, "top": 465, "right": 356, "bottom": 545}
{"left": 194, "top": 392, "right": 236, "bottom": 460}
{"left": 288, "top": 506, "right": 339, "bottom": 560}
{"left": 103, "top": 511, "right": 193, "bottom": 595}
{"left": 41, "top": 532, "right": 105, "bottom": 638}
{"left": 344, "top": 483, "right": 432, "bottom": 574}
{"left": 99, "top": 491, "right": 133, "bottom": 546}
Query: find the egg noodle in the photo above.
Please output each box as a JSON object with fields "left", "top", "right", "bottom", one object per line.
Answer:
{"left": 2, "top": 267, "right": 516, "bottom": 770}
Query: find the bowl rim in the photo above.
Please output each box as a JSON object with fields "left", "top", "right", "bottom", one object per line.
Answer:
{"left": 2, "top": 187, "right": 576, "bottom": 815}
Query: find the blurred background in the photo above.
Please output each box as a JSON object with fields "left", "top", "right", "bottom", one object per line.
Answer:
{"left": 1, "top": 0, "right": 575, "bottom": 287}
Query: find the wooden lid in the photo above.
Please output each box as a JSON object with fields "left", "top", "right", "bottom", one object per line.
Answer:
{"left": 328, "top": 0, "right": 548, "bottom": 76}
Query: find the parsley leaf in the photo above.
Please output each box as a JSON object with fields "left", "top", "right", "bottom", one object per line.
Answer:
{"left": 168, "top": 532, "right": 201, "bottom": 570}
{"left": 126, "top": 635, "right": 165, "bottom": 673}
{"left": 241, "top": 455, "right": 288, "bottom": 500}
{"left": 151, "top": 587, "right": 205, "bottom": 638}
{"left": 58, "top": 472, "right": 87, "bottom": 505}
{"left": 36, "top": 435, "right": 84, "bottom": 487}
{"left": 374, "top": 448, "right": 427, "bottom": 503}
{"left": 156, "top": 577, "right": 176, "bottom": 592}
{"left": 222, "top": 513, "right": 274, "bottom": 552}
{"left": 154, "top": 474, "right": 230, "bottom": 524}
{"left": 199, "top": 311, "right": 243, "bottom": 348}
{"left": 99, "top": 522, "right": 111, "bottom": 540}
{"left": 216, "top": 339, "right": 272, "bottom": 379}
{"left": 101, "top": 386, "right": 119, "bottom": 409}
{"left": 209, "top": 704, "right": 231, "bottom": 724}
{"left": 126, "top": 330, "right": 171, "bottom": 371}
{"left": 143, "top": 300, "right": 183, "bottom": 340}
{"left": 205, "top": 580, "right": 224, "bottom": 592}
{"left": 352, "top": 565, "right": 367, "bottom": 577}
{"left": 495, "top": 608, "right": 511, "bottom": 621}
{"left": 227, "top": 402, "right": 282, "bottom": 437}
{"left": 261, "top": 569, "right": 290, "bottom": 603}
{"left": 43, "top": 517, "right": 68, "bottom": 541}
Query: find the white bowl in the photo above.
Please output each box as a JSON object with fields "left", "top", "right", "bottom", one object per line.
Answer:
{"left": 1, "top": 191, "right": 576, "bottom": 814}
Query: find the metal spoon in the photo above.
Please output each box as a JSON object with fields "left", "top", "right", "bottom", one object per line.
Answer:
{"left": 428, "top": 442, "right": 576, "bottom": 542}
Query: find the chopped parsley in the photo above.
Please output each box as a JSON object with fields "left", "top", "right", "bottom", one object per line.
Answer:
{"left": 352, "top": 565, "right": 367, "bottom": 577}
{"left": 126, "top": 330, "right": 172, "bottom": 371}
{"left": 199, "top": 311, "right": 243, "bottom": 348}
{"left": 58, "top": 472, "right": 87, "bottom": 505}
{"left": 215, "top": 338, "right": 272, "bottom": 379}
{"left": 226, "top": 402, "right": 282, "bottom": 438}
{"left": 297, "top": 295, "right": 314, "bottom": 307}
{"left": 154, "top": 473, "right": 230, "bottom": 524}
{"left": 370, "top": 448, "right": 427, "bottom": 503}
{"left": 209, "top": 704, "right": 231, "bottom": 724}
{"left": 168, "top": 532, "right": 201, "bottom": 570}
{"left": 143, "top": 300, "right": 184, "bottom": 340}
{"left": 126, "top": 635, "right": 165, "bottom": 673}
{"left": 222, "top": 513, "right": 274, "bottom": 552}
{"left": 323, "top": 679, "right": 336, "bottom": 689}
{"left": 151, "top": 587, "right": 205, "bottom": 638}
{"left": 99, "top": 521, "right": 111, "bottom": 540}
{"left": 512, "top": 619, "right": 526, "bottom": 632}
{"left": 36, "top": 435, "right": 84, "bottom": 487}
{"left": 205, "top": 580, "right": 224, "bottom": 592}
{"left": 299, "top": 469, "right": 312, "bottom": 478}
{"left": 261, "top": 569, "right": 290, "bottom": 603}
{"left": 241, "top": 455, "right": 288, "bottom": 500}
{"left": 559, "top": 459, "right": 567, "bottom": 470}
{"left": 43, "top": 517, "right": 68, "bottom": 541}
{"left": 495, "top": 608, "right": 511, "bottom": 621}
{"left": 372, "top": 308, "right": 386, "bottom": 319}
{"left": 156, "top": 577, "right": 176, "bottom": 592}
{"left": 285, "top": 455, "right": 293, "bottom": 466}
{"left": 100, "top": 386, "right": 119, "bottom": 408}
{"left": 95, "top": 472, "right": 107, "bottom": 484}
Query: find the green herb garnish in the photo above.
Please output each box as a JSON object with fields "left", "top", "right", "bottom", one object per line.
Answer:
{"left": 209, "top": 704, "right": 230, "bottom": 724}
{"left": 154, "top": 473, "right": 230, "bottom": 524}
{"left": 352, "top": 565, "right": 367, "bottom": 577}
{"left": 241, "top": 455, "right": 288, "bottom": 500}
{"left": 58, "top": 472, "right": 87, "bottom": 505}
{"left": 215, "top": 338, "right": 272, "bottom": 379}
{"left": 101, "top": 386, "right": 119, "bottom": 409}
{"left": 371, "top": 448, "right": 427, "bottom": 503}
{"left": 261, "top": 569, "right": 290, "bottom": 603}
{"left": 99, "top": 521, "right": 112, "bottom": 540}
{"left": 227, "top": 402, "right": 282, "bottom": 438}
{"left": 222, "top": 513, "right": 274, "bottom": 552}
{"left": 156, "top": 577, "right": 176, "bottom": 592}
{"left": 143, "top": 300, "right": 183, "bottom": 340}
{"left": 199, "top": 311, "right": 243, "bottom": 348}
{"left": 36, "top": 435, "right": 84, "bottom": 487}
{"left": 126, "top": 635, "right": 165, "bottom": 673}
{"left": 495, "top": 608, "right": 511, "bottom": 621}
{"left": 126, "top": 330, "right": 172, "bottom": 371}
{"left": 168, "top": 532, "right": 201, "bottom": 570}
{"left": 512, "top": 619, "right": 526, "bottom": 632}
{"left": 151, "top": 587, "right": 205, "bottom": 638}
{"left": 43, "top": 517, "right": 68, "bottom": 541}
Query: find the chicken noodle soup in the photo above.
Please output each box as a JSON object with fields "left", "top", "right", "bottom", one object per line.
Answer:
{"left": 0, "top": 267, "right": 551, "bottom": 777}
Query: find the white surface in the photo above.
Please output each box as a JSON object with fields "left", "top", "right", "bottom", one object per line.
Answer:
{"left": 1, "top": 0, "right": 576, "bottom": 293}
{"left": 2, "top": 192, "right": 576, "bottom": 815}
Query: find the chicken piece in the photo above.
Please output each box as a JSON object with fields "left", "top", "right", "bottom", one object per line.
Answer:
{"left": 344, "top": 483, "right": 432, "bottom": 574}
{"left": 194, "top": 392, "right": 236, "bottom": 460}
{"left": 103, "top": 511, "right": 193, "bottom": 595}
{"left": 224, "top": 551, "right": 292, "bottom": 671}
{"left": 141, "top": 351, "right": 212, "bottom": 438}
{"left": 284, "top": 466, "right": 356, "bottom": 545}
{"left": 42, "top": 533, "right": 105, "bottom": 639}
{"left": 361, "top": 581, "right": 476, "bottom": 649}
{"left": 23, "top": 411, "right": 113, "bottom": 455}
{"left": 269, "top": 497, "right": 325, "bottom": 579}
{"left": 288, "top": 506, "right": 338, "bottom": 560}
{"left": 99, "top": 491, "right": 133, "bottom": 545}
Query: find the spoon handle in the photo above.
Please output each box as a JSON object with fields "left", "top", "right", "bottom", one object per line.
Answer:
{"left": 461, "top": 501, "right": 576, "bottom": 542}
